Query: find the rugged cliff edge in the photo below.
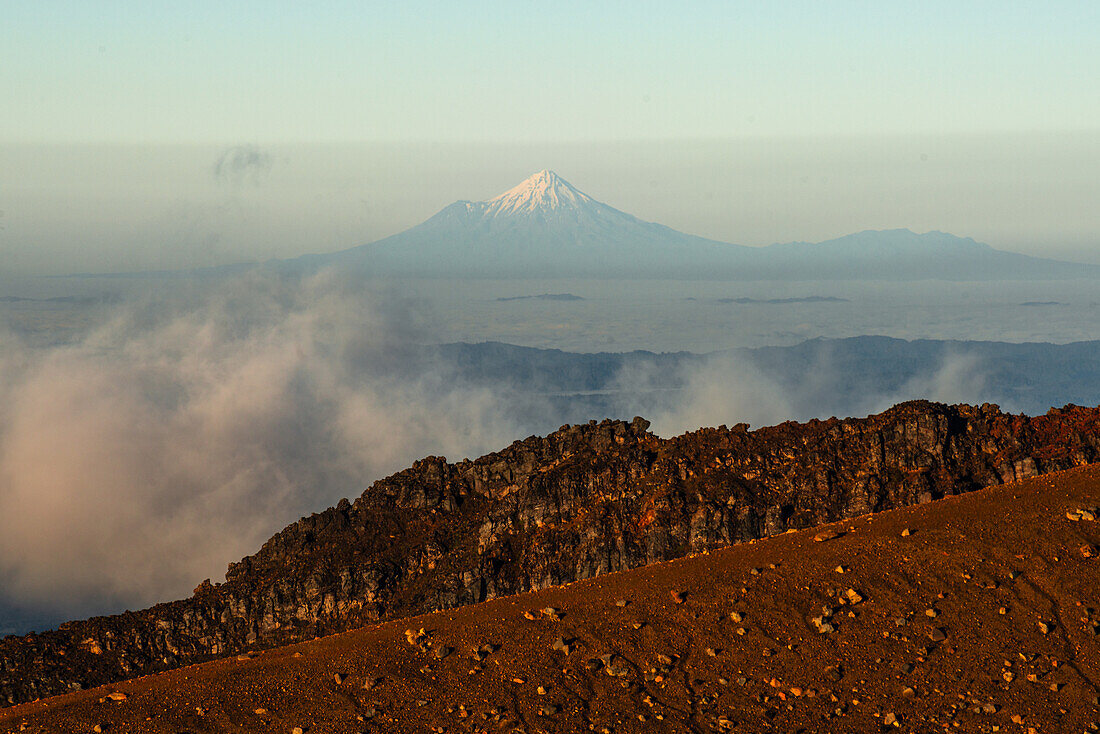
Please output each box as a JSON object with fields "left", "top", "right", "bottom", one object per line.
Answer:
{"left": 4, "top": 400, "right": 1100, "bottom": 706}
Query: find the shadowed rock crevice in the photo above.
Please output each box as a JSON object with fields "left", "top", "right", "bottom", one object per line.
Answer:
{"left": 3, "top": 401, "right": 1100, "bottom": 706}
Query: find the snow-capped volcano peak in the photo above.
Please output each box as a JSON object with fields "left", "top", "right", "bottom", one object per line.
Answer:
{"left": 484, "top": 170, "right": 595, "bottom": 216}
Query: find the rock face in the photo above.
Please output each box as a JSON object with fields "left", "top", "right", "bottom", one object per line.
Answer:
{"left": 3, "top": 400, "right": 1100, "bottom": 706}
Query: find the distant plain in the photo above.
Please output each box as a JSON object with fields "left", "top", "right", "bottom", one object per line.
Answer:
{"left": 5, "top": 275, "right": 1100, "bottom": 353}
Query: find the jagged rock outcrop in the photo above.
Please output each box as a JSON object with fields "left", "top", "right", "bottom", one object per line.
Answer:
{"left": 4, "top": 400, "right": 1100, "bottom": 706}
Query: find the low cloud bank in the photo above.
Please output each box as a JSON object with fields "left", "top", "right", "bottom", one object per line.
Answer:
{"left": 0, "top": 272, "right": 997, "bottom": 631}
{"left": 621, "top": 350, "right": 995, "bottom": 438}
{"left": 0, "top": 272, "right": 531, "bottom": 627}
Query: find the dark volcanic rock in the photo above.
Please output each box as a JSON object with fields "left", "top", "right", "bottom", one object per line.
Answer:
{"left": 3, "top": 400, "right": 1100, "bottom": 706}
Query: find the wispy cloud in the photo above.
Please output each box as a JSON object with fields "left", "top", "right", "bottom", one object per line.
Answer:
{"left": 212, "top": 145, "right": 273, "bottom": 186}
{"left": 0, "top": 271, "right": 529, "bottom": 625}
{"left": 0, "top": 276, "right": 1003, "bottom": 631}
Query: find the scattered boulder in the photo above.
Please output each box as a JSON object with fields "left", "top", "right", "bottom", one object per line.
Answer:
{"left": 813, "top": 528, "right": 844, "bottom": 543}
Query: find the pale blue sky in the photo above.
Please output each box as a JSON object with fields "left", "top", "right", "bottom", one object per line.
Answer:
{"left": 3, "top": 1, "right": 1098, "bottom": 143}
{"left": 1, "top": 2, "right": 1098, "bottom": 274}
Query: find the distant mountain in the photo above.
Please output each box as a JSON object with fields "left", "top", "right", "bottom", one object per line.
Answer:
{"left": 61, "top": 170, "right": 1100, "bottom": 281}
{"left": 280, "top": 170, "right": 1100, "bottom": 280}
{"left": 288, "top": 170, "right": 746, "bottom": 278}
{"left": 747, "top": 228, "right": 1098, "bottom": 280}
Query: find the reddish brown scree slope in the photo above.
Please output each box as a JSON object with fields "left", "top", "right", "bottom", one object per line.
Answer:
{"left": 3, "top": 464, "right": 1100, "bottom": 734}
{"left": 7, "top": 401, "right": 1100, "bottom": 708}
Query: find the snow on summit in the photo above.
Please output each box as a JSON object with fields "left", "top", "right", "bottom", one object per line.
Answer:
{"left": 483, "top": 170, "right": 595, "bottom": 216}
{"left": 283, "top": 169, "right": 1100, "bottom": 280}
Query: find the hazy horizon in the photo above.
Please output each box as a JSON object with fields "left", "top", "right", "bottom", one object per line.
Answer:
{"left": 2, "top": 133, "right": 1100, "bottom": 276}
{"left": 4, "top": 1, "right": 1100, "bottom": 275}
{"left": 4, "top": 1, "right": 1100, "bottom": 636}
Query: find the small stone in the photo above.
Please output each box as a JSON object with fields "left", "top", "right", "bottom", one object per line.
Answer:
{"left": 434, "top": 645, "right": 451, "bottom": 659}
{"left": 730, "top": 611, "right": 743, "bottom": 623}
{"left": 523, "top": 611, "right": 536, "bottom": 620}
{"left": 93, "top": 727, "right": 102, "bottom": 733}
{"left": 835, "top": 565, "right": 845, "bottom": 573}
{"left": 901, "top": 686, "right": 916, "bottom": 699}
{"left": 333, "top": 673, "right": 345, "bottom": 684}
{"left": 106, "top": 692, "right": 127, "bottom": 702}
{"left": 929, "top": 628, "right": 947, "bottom": 642}
{"left": 292, "top": 728, "right": 304, "bottom": 734}
{"left": 998, "top": 607, "right": 1007, "bottom": 615}
{"left": 814, "top": 528, "right": 844, "bottom": 542}
{"left": 670, "top": 590, "right": 685, "bottom": 604}
{"left": 615, "top": 599, "right": 628, "bottom": 607}
{"left": 884, "top": 712, "right": 898, "bottom": 726}
{"left": 901, "top": 528, "right": 911, "bottom": 537}
{"left": 1038, "top": 621, "right": 1051, "bottom": 634}
{"left": 925, "top": 608, "right": 938, "bottom": 618}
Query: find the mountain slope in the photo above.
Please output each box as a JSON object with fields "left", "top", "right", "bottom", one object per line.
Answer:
{"left": 5, "top": 464, "right": 1100, "bottom": 732}
{"left": 291, "top": 170, "right": 749, "bottom": 278}
{"left": 62, "top": 170, "right": 1100, "bottom": 280}
{"left": 277, "top": 170, "right": 1100, "bottom": 280}
{"left": 4, "top": 401, "right": 1100, "bottom": 706}
{"left": 752, "top": 228, "right": 1097, "bottom": 280}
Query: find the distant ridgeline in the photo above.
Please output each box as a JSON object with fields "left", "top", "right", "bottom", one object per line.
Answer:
{"left": 75, "top": 170, "right": 1100, "bottom": 282}
{"left": 4, "top": 401, "right": 1100, "bottom": 706}
{"left": 434, "top": 336, "right": 1100, "bottom": 419}
{"left": 273, "top": 170, "right": 1100, "bottom": 280}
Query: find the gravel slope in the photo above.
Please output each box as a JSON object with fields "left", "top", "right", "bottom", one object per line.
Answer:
{"left": 4, "top": 465, "right": 1100, "bottom": 733}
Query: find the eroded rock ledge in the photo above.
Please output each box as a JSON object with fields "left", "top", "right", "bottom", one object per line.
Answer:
{"left": 4, "top": 401, "right": 1100, "bottom": 706}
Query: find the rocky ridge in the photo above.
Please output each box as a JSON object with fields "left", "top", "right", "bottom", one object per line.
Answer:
{"left": 3, "top": 400, "right": 1100, "bottom": 706}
